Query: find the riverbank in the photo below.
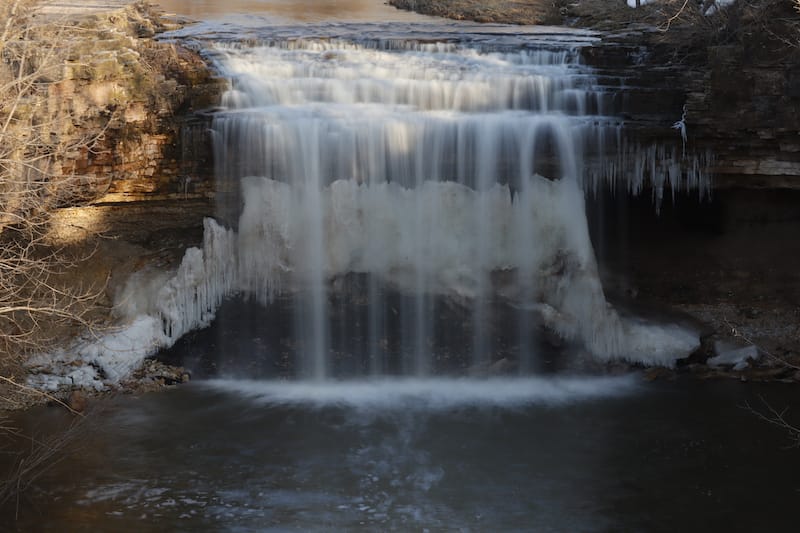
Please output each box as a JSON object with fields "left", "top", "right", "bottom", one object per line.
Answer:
{"left": 0, "top": 0, "right": 222, "bottom": 411}
{"left": 388, "top": 0, "right": 563, "bottom": 25}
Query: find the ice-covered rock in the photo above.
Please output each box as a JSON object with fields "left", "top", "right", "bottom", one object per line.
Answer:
{"left": 708, "top": 341, "right": 759, "bottom": 371}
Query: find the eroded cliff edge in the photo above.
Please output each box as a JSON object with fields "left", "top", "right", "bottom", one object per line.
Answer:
{"left": 35, "top": 0, "right": 226, "bottom": 278}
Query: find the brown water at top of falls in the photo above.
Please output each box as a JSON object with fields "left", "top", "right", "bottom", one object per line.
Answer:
{"left": 156, "top": 0, "right": 437, "bottom": 22}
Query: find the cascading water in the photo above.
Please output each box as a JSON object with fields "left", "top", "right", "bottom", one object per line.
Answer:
{"left": 193, "top": 35, "right": 702, "bottom": 378}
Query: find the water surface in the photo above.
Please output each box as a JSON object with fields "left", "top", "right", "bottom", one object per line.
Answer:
{"left": 4, "top": 378, "right": 799, "bottom": 531}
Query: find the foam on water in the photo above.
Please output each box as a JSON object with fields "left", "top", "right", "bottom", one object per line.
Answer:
{"left": 200, "top": 375, "right": 641, "bottom": 410}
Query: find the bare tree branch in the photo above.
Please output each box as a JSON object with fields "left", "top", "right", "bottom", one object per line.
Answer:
{"left": 0, "top": 0, "right": 110, "bottom": 361}
{"left": 743, "top": 395, "right": 800, "bottom": 448}
{"left": 723, "top": 317, "right": 800, "bottom": 371}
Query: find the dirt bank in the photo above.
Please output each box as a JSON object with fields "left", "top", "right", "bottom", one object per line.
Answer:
{"left": 0, "top": 1, "right": 222, "bottom": 410}
{"left": 389, "top": 0, "right": 563, "bottom": 25}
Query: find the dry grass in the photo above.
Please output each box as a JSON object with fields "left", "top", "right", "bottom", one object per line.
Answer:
{"left": 0, "top": 412, "right": 86, "bottom": 518}
{"left": 561, "top": 0, "right": 800, "bottom": 65}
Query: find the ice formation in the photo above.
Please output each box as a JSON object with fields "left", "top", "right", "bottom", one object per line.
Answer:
{"left": 206, "top": 38, "right": 703, "bottom": 373}
{"left": 27, "top": 220, "right": 237, "bottom": 391}
{"left": 201, "top": 375, "right": 641, "bottom": 411}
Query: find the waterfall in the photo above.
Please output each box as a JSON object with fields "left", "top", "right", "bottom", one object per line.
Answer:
{"left": 191, "top": 37, "right": 700, "bottom": 377}
{"left": 32, "top": 33, "right": 702, "bottom": 391}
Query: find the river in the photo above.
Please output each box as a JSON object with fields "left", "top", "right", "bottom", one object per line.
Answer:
{"left": 4, "top": 376, "right": 799, "bottom": 531}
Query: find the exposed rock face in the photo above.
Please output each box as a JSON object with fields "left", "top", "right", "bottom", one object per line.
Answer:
{"left": 689, "top": 43, "right": 800, "bottom": 188}
{"left": 38, "top": 1, "right": 226, "bottom": 297}
{"left": 578, "top": 30, "right": 800, "bottom": 190}
{"left": 49, "top": 2, "right": 223, "bottom": 204}
{"left": 18, "top": 3, "right": 225, "bottom": 403}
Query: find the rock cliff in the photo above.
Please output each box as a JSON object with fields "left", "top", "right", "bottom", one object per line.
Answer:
{"left": 48, "top": 1, "right": 222, "bottom": 203}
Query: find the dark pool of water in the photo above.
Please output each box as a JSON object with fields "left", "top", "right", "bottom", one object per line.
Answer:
{"left": 2, "top": 377, "right": 798, "bottom": 532}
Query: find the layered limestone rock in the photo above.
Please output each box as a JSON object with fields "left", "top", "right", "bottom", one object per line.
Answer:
{"left": 391, "top": 0, "right": 800, "bottom": 191}
{"left": 688, "top": 43, "right": 800, "bottom": 189}
{"left": 45, "top": 1, "right": 223, "bottom": 204}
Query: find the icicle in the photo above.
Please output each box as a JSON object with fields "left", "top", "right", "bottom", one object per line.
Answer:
{"left": 672, "top": 104, "right": 688, "bottom": 157}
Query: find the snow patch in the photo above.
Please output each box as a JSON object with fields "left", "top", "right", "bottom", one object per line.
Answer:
{"left": 28, "top": 219, "right": 237, "bottom": 391}
{"left": 708, "top": 341, "right": 759, "bottom": 371}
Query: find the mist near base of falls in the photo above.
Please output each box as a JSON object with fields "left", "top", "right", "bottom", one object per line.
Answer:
{"left": 200, "top": 375, "right": 641, "bottom": 411}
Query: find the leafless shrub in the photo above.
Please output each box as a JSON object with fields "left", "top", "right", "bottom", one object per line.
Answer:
{"left": 0, "top": 0, "right": 109, "bottom": 362}
{"left": 657, "top": 0, "right": 800, "bottom": 46}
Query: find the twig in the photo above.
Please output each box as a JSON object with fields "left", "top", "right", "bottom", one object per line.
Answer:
{"left": 723, "top": 316, "right": 800, "bottom": 371}
{"left": 0, "top": 375, "right": 83, "bottom": 416}
{"left": 660, "top": 0, "right": 692, "bottom": 32}
{"left": 743, "top": 395, "right": 800, "bottom": 448}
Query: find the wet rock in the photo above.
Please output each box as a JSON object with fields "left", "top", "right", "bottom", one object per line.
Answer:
{"left": 643, "top": 367, "right": 674, "bottom": 382}
{"left": 68, "top": 390, "right": 88, "bottom": 413}
{"left": 468, "top": 357, "right": 517, "bottom": 377}
{"left": 488, "top": 358, "right": 516, "bottom": 375}
{"left": 741, "top": 307, "right": 761, "bottom": 319}
{"left": 128, "top": 359, "right": 190, "bottom": 389}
